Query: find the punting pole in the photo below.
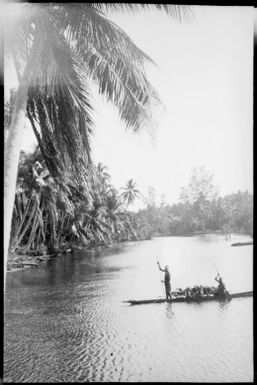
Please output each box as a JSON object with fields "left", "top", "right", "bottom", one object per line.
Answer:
{"left": 213, "top": 262, "right": 219, "bottom": 275}
{"left": 156, "top": 255, "right": 165, "bottom": 297}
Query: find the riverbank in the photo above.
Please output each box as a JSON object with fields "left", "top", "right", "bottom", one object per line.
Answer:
{"left": 7, "top": 231, "right": 253, "bottom": 273}
{"left": 7, "top": 252, "right": 61, "bottom": 272}
{"left": 7, "top": 243, "right": 119, "bottom": 273}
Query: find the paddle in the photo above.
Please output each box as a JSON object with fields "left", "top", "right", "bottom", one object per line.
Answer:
{"left": 213, "top": 262, "right": 219, "bottom": 275}
{"left": 156, "top": 256, "right": 165, "bottom": 297}
{"left": 213, "top": 262, "right": 224, "bottom": 281}
{"left": 213, "top": 262, "right": 229, "bottom": 295}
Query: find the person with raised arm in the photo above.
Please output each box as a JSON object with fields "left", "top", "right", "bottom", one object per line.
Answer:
{"left": 214, "top": 273, "right": 228, "bottom": 297}
{"left": 157, "top": 262, "right": 172, "bottom": 300}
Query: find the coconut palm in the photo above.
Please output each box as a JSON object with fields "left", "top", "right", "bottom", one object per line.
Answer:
{"left": 121, "top": 179, "right": 141, "bottom": 208}
{"left": 4, "top": 3, "right": 191, "bottom": 287}
{"left": 71, "top": 199, "right": 112, "bottom": 247}
{"left": 93, "top": 162, "right": 111, "bottom": 202}
{"left": 104, "top": 189, "right": 136, "bottom": 241}
{"left": 105, "top": 189, "right": 124, "bottom": 230}
{"left": 96, "top": 163, "right": 110, "bottom": 184}
{"left": 10, "top": 148, "right": 75, "bottom": 255}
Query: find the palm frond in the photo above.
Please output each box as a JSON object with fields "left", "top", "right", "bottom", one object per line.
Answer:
{"left": 91, "top": 4, "right": 193, "bottom": 22}
{"left": 85, "top": 45, "right": 162, "bottom": 131}
{"left": 53, "top": 4, "right": 162, "bottom": 132}
{"left": 55, "top": 4, "right": 156, "bottom": 66}
{"left": 4, "top": 4, "right": 36, "bottom": 78}
{"left": 26, "top": 10, "right": 94, "bottom": 188}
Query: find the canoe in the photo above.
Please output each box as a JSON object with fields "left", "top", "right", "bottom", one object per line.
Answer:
{"left": 124, "top": 291, "right": 253, "bottom": 306}
{"left": 231, "top": 242, "right": 253, "bottom": 247}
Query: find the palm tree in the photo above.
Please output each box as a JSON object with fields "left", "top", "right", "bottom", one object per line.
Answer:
{"left": 9, "top": 147, "right": 75, "bottom": 255}
{"left": 71, "top": 199, "right": 112, "bottom": 247}
{"left": 4, "top": 3, "right": 191, "bottom": 287}
{"left": 105, "top": 189, "right": 136, "bottom": 241}
{"left": 94, "top": 162, "right": 111, "bottom": 202}
{"left": 96, "top": 163, "right": 110, "bottom": 184}
{"left": 121, "top": 179, "right": 141, "bottom": 208}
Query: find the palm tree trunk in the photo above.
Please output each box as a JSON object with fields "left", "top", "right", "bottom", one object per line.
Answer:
{"left": 57, "top": 211, "right": 65, "bottom": 244}
{"left": 23, "top": 212, "right": 39, "bottom": 254}
{"left": 21, "top": 191, "right": 27, "bottom": 214}
{"left": 12, "top": 199, "right": 37, "bottom": 251}
{"left": 4, "top": 72, "right": 30, "bottom": 290}
{"left": 35, "top": 226, "right": 42, "bottom": 250}
{"left": 15, "top": 193, "right": 23, "bottom": 222}
{"left": 10, "top": 201, "right": 19, "bottom": 238}
{"left": 10, "top": 196, "right": 32, "bottom": 252}
{"left": 48, "top": 204, "right": 58, "bottom": 251}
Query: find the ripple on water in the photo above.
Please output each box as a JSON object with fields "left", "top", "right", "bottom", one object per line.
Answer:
{"left": 4, "top": 236, "right": 253, "bottom": 382}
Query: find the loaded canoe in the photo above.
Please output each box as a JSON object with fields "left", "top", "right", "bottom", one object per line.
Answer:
{"left": 124, "top": 291, "right": 253, "bottom": 306}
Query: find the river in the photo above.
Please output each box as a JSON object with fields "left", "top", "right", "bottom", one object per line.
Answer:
{"left": 4, "top": 233, "right": 253, "bottom": 382}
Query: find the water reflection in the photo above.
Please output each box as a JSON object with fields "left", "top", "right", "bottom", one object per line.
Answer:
{"left": 197, "top": 233, "right": 229, "bottom": 244}
{"left": 217, "top": 298, "right": 231, "bottom": 313}
{"left": 4, "top": 234, "right": 253, "bottom": 382}
{"left": 45, "top": 255, "right": 79, "bottom": 286}
{"left": 165, "top": 303, "right": 175, "bottom": 319}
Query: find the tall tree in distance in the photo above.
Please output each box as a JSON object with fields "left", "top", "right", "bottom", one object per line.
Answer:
{"left": 146, "top": 186, "right": 157, "bottom": 208}
{"left": 121, "top": 179, "right": 141, "bottom": 209}
{"left": 179, "top": 166, "right": 219, "bottom": 203}
{"left": 94, "top": 162, "right": 111, "bottom": 202}
{"left": 179, "top": 166, "right": 219, "bottom": 231}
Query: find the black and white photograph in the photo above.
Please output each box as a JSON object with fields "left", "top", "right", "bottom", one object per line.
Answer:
{"left": 3, "top": 2, "right": 254, "bottom": 383}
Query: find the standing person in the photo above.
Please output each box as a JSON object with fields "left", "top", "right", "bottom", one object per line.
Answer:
{"left": 157, "top": 262, "right": 172, "bottom": 300}
{"left": 214, "top": 273, "right": 229, "bottom": 297}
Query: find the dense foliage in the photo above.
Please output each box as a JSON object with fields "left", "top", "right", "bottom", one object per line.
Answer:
{"left": 9, "top": 148, "right": 139, "bottom": 255}
{"left": 134, "top": 169, "right": 253, "bottom": 240}
{"left": 10, "top": 156, "right": 253, "bottom": 257}
{"left": 134, "top": 190, "right": 253, "bottom": 239}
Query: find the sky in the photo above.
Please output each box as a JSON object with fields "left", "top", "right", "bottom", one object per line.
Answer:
{"left": 5, "top": 5, "right": 254, "bottom": 210}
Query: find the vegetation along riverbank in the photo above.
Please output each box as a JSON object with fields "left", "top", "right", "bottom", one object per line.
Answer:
{"left": 7, "top": 148, "right": 253, "bottom": 273}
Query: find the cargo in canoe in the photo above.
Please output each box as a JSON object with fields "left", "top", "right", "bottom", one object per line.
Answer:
{"left": 124, "top": 291, "right": 253, "bottom": 306}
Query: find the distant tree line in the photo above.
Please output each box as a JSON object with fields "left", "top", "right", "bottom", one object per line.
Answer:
{"left": 134, "top": 190, "right": 253, "bottom": 239}
{"left": 134, "top": 167, "right": 253, "bottom": 239}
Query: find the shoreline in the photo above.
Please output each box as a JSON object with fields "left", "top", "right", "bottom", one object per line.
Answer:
{"left": 7, "top": 252, "right": 60, "bottom": 273}
{"left": 7, "top": 231, "right": 253, "bottom": 274}
{"left": 6, "top": 241, "right": 126, "bottom": 273}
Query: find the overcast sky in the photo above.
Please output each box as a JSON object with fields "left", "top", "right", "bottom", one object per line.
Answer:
{"left": 6, "top": 5, "right": 254, "bottom": 210}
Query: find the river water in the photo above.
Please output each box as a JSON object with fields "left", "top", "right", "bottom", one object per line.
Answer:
{"left": 4, "top": 234, "right": 253, "bottom": 382}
